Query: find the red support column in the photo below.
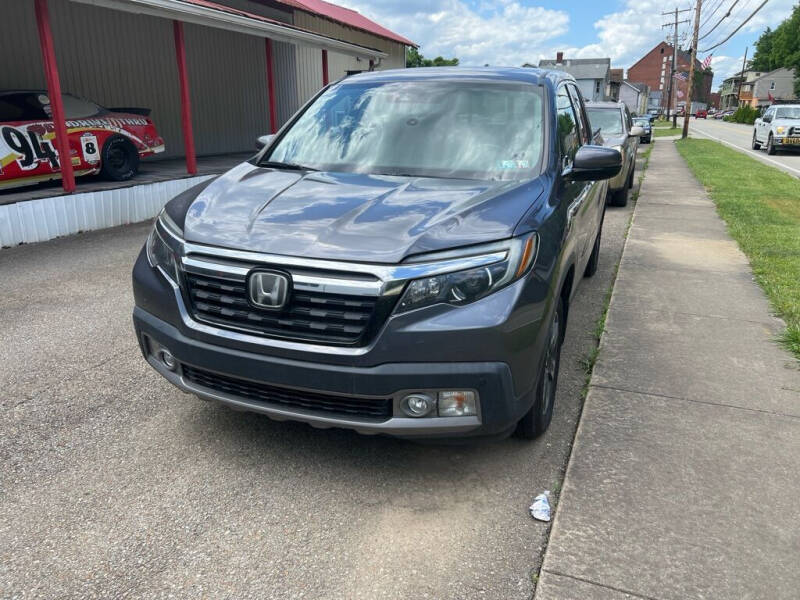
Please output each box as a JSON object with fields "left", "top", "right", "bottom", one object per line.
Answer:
{"left": 173, "top": 20, "right": 197, "bottom": 175}
{"left": 34, "top": 0, "right": 75, "bottom": 193}
{"left": 265, "top": 39, "right": 278, "bottom": 134}
{"left": 321, "top": 49, "right": 329, "bottom": 86}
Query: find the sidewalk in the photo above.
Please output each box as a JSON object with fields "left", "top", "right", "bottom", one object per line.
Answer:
{"left": 535, "top": 140, "right": 800, "bottom": 599}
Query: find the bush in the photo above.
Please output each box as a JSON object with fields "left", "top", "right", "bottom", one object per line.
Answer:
{"left": 729, "top": 105, "right": 759, "bottom": 124}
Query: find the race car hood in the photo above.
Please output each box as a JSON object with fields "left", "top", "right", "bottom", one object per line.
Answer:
{"left": 180, "top": 161, "right": 543, "bottom": 264}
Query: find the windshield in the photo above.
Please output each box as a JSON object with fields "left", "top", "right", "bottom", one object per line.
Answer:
{"left": 775, "top": 106, "right": 800, "bottom": 119}
{"left": 264, "top": 80, "right": 544, "bottom": 181}
{"left": 586, "top": 108, "right": 624, "bottom": 136}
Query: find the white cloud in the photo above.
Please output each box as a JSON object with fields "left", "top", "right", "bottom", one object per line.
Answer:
{"left": 338, "top": 0, "right": 569, "bottom": 66}
{"left": 335, "top": 0, "right": 797, "bottom": 74}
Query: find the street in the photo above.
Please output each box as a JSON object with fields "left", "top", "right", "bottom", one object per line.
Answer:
{"left": 0, "top": 167, "right": 639, "bottom": 599}
{"left": 689, "top": 117, "right": 800, "bottom": 178}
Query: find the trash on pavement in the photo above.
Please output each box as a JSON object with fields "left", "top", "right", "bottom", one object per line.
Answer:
{"left": 529, "top": 491, "right": 551, "bottom": 521}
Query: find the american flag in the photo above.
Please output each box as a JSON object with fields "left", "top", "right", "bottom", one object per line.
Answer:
{"left": 701, "top": 54, "right": 713, "bottom": 69}
{"left": 673, "top": 71, "right": 688, "bottom": 81}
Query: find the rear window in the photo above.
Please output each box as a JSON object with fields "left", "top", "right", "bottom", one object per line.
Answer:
{"left": 586, "top": 107, "right": 624, "bottom": 136}
{"left": 0, "top": 93, "right": 49, "bottom": 122}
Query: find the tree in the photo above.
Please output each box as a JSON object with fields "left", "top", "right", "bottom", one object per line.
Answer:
{"left": 750, "top": 27, "right": 775, "bottom": 71}
{"left": 406, "top": 47, "right": 459, "bottom": 68}
{"left": 749, "top": 5, "right": 800, "bottom": 95}
{"left": 693, "top": 68, "right": 712, "bottom": 103}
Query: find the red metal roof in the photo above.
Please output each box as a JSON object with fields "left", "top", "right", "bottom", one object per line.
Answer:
{"left": 288, "top": 0, "right": 416, "bottom": 47}
{"left": 175, "top": 0, "right": 407, "bottom": 52}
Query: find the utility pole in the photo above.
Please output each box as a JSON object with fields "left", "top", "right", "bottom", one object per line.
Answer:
{"left": 736, "top": 46, "right": 748, "bottom": 107}
{"left": 662, "top": 8, "right": 691, "bottom": 126}
{"left": 682, "top": 0, "right": 703, "bottom": 139}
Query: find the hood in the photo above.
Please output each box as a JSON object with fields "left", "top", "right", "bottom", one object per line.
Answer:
{"left": 773, "top": 118, "right": 800, "bottom": 129}
{"left": 602, "top": 134, "right": 628, "bottom": 147}
{"left": 181, "top": 162, "right": 543, "bottom": 264}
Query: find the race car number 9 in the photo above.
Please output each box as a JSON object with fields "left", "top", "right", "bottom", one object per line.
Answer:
{"left": 1, "top": 126, "right": 59, "bottom": 170}
{"left": 81, "top": 134, "right": 100, "bottom": 163}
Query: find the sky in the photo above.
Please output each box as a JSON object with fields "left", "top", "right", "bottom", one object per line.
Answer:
{"left": 337, "top": 0, "right": 798, "bottom": 90}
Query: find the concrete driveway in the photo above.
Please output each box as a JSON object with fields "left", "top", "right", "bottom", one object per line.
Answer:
{"left": 0, "top": 165, "right": 639, "bottom": 599}
{"left": 689, "top": 117, "right": 800, "bottom": 177}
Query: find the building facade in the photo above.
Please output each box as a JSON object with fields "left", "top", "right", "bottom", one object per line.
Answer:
{"left": 619, "top": 81, "right": 649, "bottom": 115}
{"left": 0, "top": 0, "right": 413, "bottom": 162}
{"left": 627, "top": 42, "right": 712, "bottom": 112}
{"left": 739, "top": 68, "right": 797, "bottom": 108}
{"left": 536, "top": 53, "right": 611, "bottom": 101}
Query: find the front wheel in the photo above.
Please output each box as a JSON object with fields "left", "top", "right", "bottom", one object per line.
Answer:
{"left": 584, "top": 225, "right": 601, "bottom": 278}
{"left": 766, "top": 134, "right": 777, "bottom": 155}
{"left": 100, "top": 136, "right": 140, "bottom": 181}
{"left": 752, "top": 131, "right": 761, "bottom": 150}
{"left": 608, "top": 187, "right": 628, "bottom": 207}
{"left": 515, "top": 298, "right": 564, "bottom": 439}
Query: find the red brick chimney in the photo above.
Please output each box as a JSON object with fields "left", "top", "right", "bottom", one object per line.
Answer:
{"left": 556, "top": 51, "right": 563, "bottom": 63}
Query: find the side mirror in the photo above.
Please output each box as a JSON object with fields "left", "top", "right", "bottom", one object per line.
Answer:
{"left": 630, "top": 126, "right": 645, "bottom": 136}
{"left": 256, "top": 134, "right": 275, "bottom": 151}
{"left": 568, "top": 145, "right": 622, "bottom": 181}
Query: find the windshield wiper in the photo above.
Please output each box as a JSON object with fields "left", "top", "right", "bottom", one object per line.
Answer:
{"left": 260, "top": 160, "right": 318, "bottom": 171}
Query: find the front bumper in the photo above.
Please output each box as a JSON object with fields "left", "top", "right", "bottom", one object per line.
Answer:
{"left": 132, "top": 245, "right": 551, "bottom": 438}
{"left": 134, "top": 306, "right": 521, "bottom": 438}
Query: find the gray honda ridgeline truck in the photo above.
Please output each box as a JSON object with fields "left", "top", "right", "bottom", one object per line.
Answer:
{"left": 132, "top": 67, "right": 621, "bottom": 440}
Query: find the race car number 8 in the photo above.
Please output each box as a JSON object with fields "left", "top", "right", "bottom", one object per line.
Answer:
{"left": 81, "top": 134, "right": 100, "bottom": 162}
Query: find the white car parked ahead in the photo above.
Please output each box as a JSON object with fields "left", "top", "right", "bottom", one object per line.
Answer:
{"left": 752, "top": 104, "right": 800, "bottom": 155}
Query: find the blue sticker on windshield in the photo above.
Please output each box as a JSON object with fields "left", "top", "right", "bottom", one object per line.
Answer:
{"left": 499, "top": 159, "right": 531, "bottom": 169}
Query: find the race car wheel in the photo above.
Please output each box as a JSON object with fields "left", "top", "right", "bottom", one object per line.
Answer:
{"left": 101, "top": 136, "right": 139, "bottom": 181}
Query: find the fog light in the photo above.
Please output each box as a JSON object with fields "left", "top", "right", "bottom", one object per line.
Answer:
{"left": 438, "top": 391, "right": 477, "bottom": 417}
{"left": 401, "top": 393, "right": 435, "bottom": 417}
{"left": 160, "top": 349, "right": 177, "bottom": 371}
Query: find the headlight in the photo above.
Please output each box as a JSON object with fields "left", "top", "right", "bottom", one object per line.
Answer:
{"left": 146, "top": 221, "right": 178, "bottom": 282}
{"left": 396, "top": 234, "right": 537, "bottom": 313}
{"left": 776, "top": 126, "right": 786, "bottom": 134}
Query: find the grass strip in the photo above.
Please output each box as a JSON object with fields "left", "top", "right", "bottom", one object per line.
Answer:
{"left": 676, "top": 138, "right": 800, "bottom": 359}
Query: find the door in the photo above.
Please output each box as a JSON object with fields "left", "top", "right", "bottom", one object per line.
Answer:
{"left": 0, "top": 92, "right": 61, "bottom": 188}
{"left": 556, "top": 84, "right": 593, "bottom": 267}
{"left": 758, "top": 108, "right": 773, "bottom": 142}
{"left": 567, "top": 83, "right": 604, "bottom": 252}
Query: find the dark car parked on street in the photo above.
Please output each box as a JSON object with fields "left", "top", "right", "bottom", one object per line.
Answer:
{"left": 632, "top": 117, "right": 652, "bottom": 144}
{"left": 132, "top": 67, "right": 621, "bottom": 440}
{"left": 585, "top": 101, "right": 642, "bottom": 207}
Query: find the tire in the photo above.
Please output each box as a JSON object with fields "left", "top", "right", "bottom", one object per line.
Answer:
{"left": 752, "top": 131, "right": 761, "bottom": 150}
{"left": 608, "top": 186, "right": 628, "bottom": 207}
{"left": 627, "top": 164, "right": 635, "bottom": 189}
{"left": 584, "top": 213, "right": 603, "bottom": 278}
{"left": 515, "top": 297, "right": 564, "bottom": 439}
{"left": 100, "top": 136, "right": 139, "bottom": 181}
{"left": 766, "top": 134, "right": 777, "bottom": 155}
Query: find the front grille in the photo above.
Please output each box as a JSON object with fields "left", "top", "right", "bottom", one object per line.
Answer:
{"left": 182, "top": 364, "right": 392, "bottom": 419}
{"left": 789, "top": 126, "right": 799, "bottom": 137}
{"left": 183, "top": 271, "right": 391, "bottom": 346}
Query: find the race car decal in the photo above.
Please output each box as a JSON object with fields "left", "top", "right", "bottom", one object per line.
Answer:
{"left": 0, "top": 124, "right": 59, "bottom": 171}
{"left": 80, "top": 133, "right": 100, "bottom": 163}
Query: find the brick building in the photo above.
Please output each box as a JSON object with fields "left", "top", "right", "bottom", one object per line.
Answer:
{"left": 627, "top": 42, "right": 712, "bottom": 111}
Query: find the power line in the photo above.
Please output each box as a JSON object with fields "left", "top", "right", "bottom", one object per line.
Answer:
{"left": 699, "top": 0, "right": 726, "bottom": 30}
{"left": 700, "top": 0, "right": 770, "bottom": 52}
{"left": 698, "top": 0, "right": 742, "bottom": 41}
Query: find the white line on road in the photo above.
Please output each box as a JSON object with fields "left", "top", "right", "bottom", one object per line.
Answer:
{"left": 689, "top": 126, "right": 800, "bottom": 178}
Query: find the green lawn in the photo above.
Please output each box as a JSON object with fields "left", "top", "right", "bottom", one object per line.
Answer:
{"left": 676, "top": 138, "right": 800, "bottom": 358}
{"left": 653, "top": 126, "right": 683, "bottom": 137}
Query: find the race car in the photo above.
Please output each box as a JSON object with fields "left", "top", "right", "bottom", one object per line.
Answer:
{"left": 0, "top": 90, "right": 165, "bottom": 190}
